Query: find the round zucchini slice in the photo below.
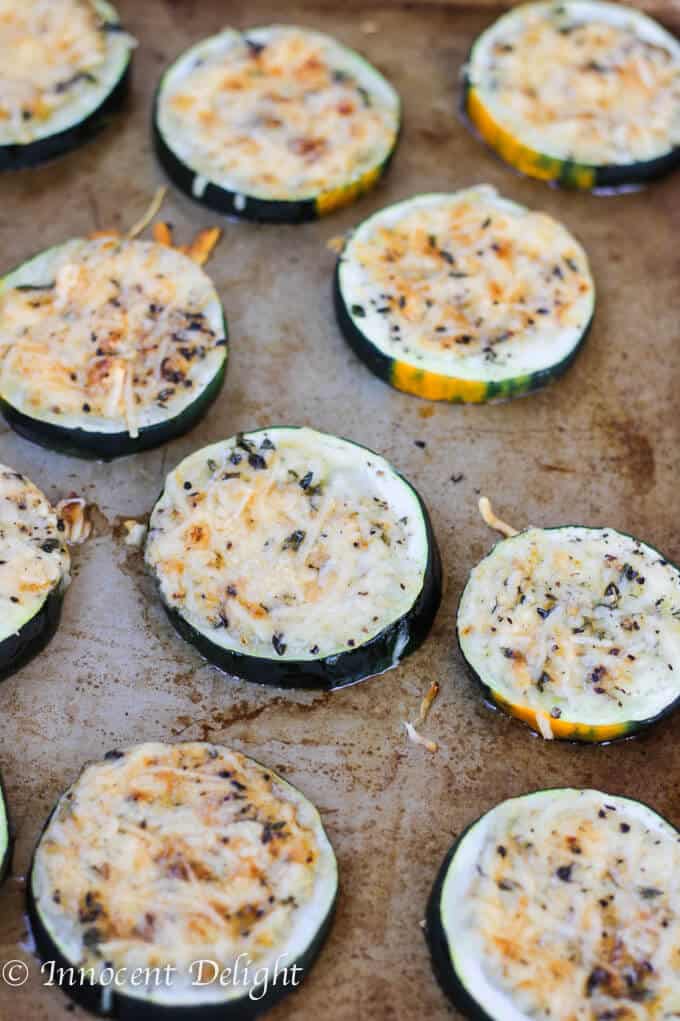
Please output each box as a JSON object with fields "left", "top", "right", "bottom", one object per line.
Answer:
{"left": 426, "top": 788, "right": 680, "bottom": 1021}
{"left": 153, "top": 25, "right": 400, "bottom": 223}
{"left": 0, "top": 465, "right": 70, "bottom": 681}
{"left": 29, "top": 741, "right": 338, "bottom": 1018}
{"left": 335, "top": 186, "right": 594, "bottom": 402}
{"left": 145, "top": 427, "right": 442, "bottom": 688}
{"left": 0, "top": 772, "right": 11, "bottom": 885}
{"left": 0, "top": 0, "right": 134, "bottom": 172}
{"left": 0, "top": 237, "right": 227, "bottom": 459}
{"left": 464, "top": 1, "right": 680, "bottom": 190}
{"left": 457, "top": 525, "right": 680, "bottom": 742}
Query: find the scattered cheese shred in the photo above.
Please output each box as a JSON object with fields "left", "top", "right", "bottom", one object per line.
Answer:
{"left": 418, "top": 680, "right": 440, "bottom": 725}
{"left": 404, "top": 720, "right": 438, "bottom": 753}
{"left": 152, "top": 221, "right": 174, "bottom": 247}
{"left": 184, "top": 226, "right": 222, "bottom": 266}
{"left": 122, "top": 520, "right": 147, "bottom": 548}
{"left": 478, "top": 496, "right": 519, "bottom": 538}
{"left": 126, "top": 186, "right": 168, "bottom": 240}
{"left": 88, "top": 229, "right": 121, "bottom": 240}
{"left": 535, "top": 710, "right": 555, "bottom": 741}
{"left": 326, "top": 235, "right": 347, "bottom": 255}
{"left": 56, "top": 496, "right": 92, "bottom": 545}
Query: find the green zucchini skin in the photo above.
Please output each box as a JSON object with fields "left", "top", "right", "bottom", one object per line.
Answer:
{"left": 425, "top": 827, "right": 495, "bottom": 1021}
{"left": 333, "top": 260, "right": 593, "bottom": 402}
{"left": 0, "top": 347, "right": 226, "bottom": 461}
{"left": 160, "top": 482, "right": 441, "bottom": 689}
{"left": 27, "top": 767, "right": 338, "bottom": 1020}
{"left": 0, "top": 772, "right": 12, "bottom": 886}
{"left": 0, "top": 60, "right": 131, "bottom": 173}
{"left": 152, "top": 107, "right": 397, "bottom": 225}
{"left": 27, "top": 881, "right": 336, "bottom": 1020}
{"left": 0, "top": 586, "right": 64, "bottom": 683}
{"left": 456, "top": 525, "right": 680, "bottom": 742}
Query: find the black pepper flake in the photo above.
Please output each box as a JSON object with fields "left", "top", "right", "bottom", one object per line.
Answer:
{"left": 282, "top": 530, "right": 306, "bottom": 551}
{"left": 556, "top": 864, "right": 573, "bottom": 882}
{"left": 351, "top": 304, "right": 366, "bottom": 318}
{"left": 272, "top": 633, "right": 287, "bottom": 656}
{"left": 620, "top": 822, "right": 631, "bottom": 833}
{"left": 183, "top": 481, "right": 192, "bottom": 491}
{"left": 40, "top": 538, "right": 61, "bottom": 553}
{"left": 248, "top": 452, "right": 268, "bottom": 470}
{"left": 414, "top": 440, "right": 426, "bottom": 449}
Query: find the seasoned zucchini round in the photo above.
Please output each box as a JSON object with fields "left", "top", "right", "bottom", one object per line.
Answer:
{"left": 457, "top": 525, "right": 680, "bottom": 742}
{"left": 0, "top": 772, "right": 11, "bottom": 885}
{"left": 0, "top": 465, "right": 70, "bottom": 682}
{"left": 154, "top": 25, "right": 400, "bottom": 223}
{"left": 0, "top": 237, "right": 227, "bottom": 459}
{"left": 0, "top": 0, "right": 133, "bottom": 171}
{"left": 29, "top": 742, "right": 338, "bottom": 1018}
{"left": 145, "top": 427, "right": 442, "bottom": 688}
{"left": 335, "top": 187, "right": 594, "bottom": 402}
{"left": 426, "top": 788, "right": 680, "bottom": 1021}
{"left": 464, "top": 1, "right": 680, "bottom": 190}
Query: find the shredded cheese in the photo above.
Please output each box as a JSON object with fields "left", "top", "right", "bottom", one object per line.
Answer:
{"left": 478, "top": 497, "right": 518, "bottom": 538}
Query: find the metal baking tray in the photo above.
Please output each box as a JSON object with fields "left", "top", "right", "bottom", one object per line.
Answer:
{"left": 1, "top": 2, "right": 679, "bottom": 1019}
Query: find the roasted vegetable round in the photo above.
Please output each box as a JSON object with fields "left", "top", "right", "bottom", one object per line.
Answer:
{"left": 29, "top": 742, "right": 338, "bottom": 1018}
{"left": 145, "top": 427, "right": 442, "bottom": 688}
{"left": 154, "top": 25, "right": 400, "bottom": 222}
{"left": 0, "top": 465, "right": 70, "bottom": 682}
{"left": 463, "top": 0, "right": 680, "bottom": 189}
{"left": 427, "top": 788, "right": 680, "bottom": 1021}
{"left": 0, "top": 237, "right": 227, "bottom": 458}
{"left": 0, "top": 0, "right": 133, "bottom": 171}
{"left": 335, "top": 186, "right": 594, "bottom": 402}
{"left": 458, "top": 524, "right": 680, "bottom": 742}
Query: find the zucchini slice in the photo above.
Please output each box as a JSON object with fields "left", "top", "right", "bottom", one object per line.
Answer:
{"left": 0, "top": 772, "right": 11, "bottom": 885}
{"left": 0, "top": 0, "right": 133, "bottom": 171}
{"left": 426, "top": 788, "right": 680, "bottom": 1021}
{"left": 153, "top": 25, "right": 400, "bottom": 223}
{"left": 145, "top": 427, "right": 441, "bottom": 688}
{"left": 457, "top": 525, "right": 680, "bottom": 742}
{"left": 335, "top": 187, "right": 594, "bottom": 402}
{"left": 0, "top": 465, "right": 70, "bottom": 681}
{"left": 29, "top": 741, "right": 338, "bottom": 1018}
{"left": 0, "top": 237, "right": 227, "bottom": 459}
{"left": 464, "top": 1, "right": 680, "bottom": 190}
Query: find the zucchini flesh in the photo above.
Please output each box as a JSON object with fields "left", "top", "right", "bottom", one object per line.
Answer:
{"left": 464, "top": 1, "right": 680, "bottom": 189}
{"left": 427, "top": 788, "right": 680, "bottom": 1021}
{"left": 0, "top": 238, "right": 227, "bottom": 459}
{"left": 457, "top": 525, "right": 680, "bottom": 741}
{"left": 0, "top": 774, "right": 10, "bottom": 885}
{"left": 154, "top": 25, "right": 400, "bottom": 222}
{"left": 145, "top": 427, "right": 441, "bottom": 688}
{"left": 29, "top": 742, "right": 338, "bottom": 1017}
{"left": 0, "top": 0, "right": 133, "bottom": 171}
{"left": 336, "top": 187, "right": 594, "bottom": 402}
{"left": 0, "top": 466, "right": 70, "bottom": 680}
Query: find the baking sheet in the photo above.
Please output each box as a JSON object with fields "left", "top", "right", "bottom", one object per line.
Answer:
{"left": 1, "top": 2, "right": 679, "bottom": 1019}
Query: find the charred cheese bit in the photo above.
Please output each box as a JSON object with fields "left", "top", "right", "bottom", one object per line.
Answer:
{"left": 441, "top": 790, "right": 680, "bottom": 1021}
{"left": 468, "top": 1, "right": 680, "bottom": 166}
{"left": 458, "top": 527, "right": 680, "bottom": 730}
{"left": 145, "top": 428, "right": 429, "bottom": 660}
{"left": 338, "top": 187, "right": 594, "bottom": 382}
{"left": 0, "top": 238, "right": 225, "bottom": 437}
{"left": 32, "top": 743, "right": 336, "bottom": 1002}
{"left": 0, "top": 0, "right": 134, "bottom": 145}
{"left": 0, "top": 465, "right": 70, "bottom": 642}
{"left": 156, "top": 25, "right": 399, "bottom": 201}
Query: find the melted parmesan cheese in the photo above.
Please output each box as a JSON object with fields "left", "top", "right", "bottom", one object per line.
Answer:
{"left": 0, "top": 465, "right": 69, "bottom": 643}
{"left": 0, "top": 0, "right": 133, "bottom": 146}
{"left": 32, "top": 742, "right": 336, "bottom": 1006}
{"left": 0, "top": 238, "right": 226, "bottom": 436}
{"left": 458, "top": 527, "right": 680, "bottom": 726}
{"left": 440, "top": 790, "right": 680, "bottom": 1021}
{"left": 339, "top": 187, "right": 594, "bottom": 380}
{"left": 156, "top": 25, "right": 399, "bottom": 201}
{"left": 469, "top": 1, "right": 680, "bottom": 165}
{"left": 145, "top": 428, "right": 429, "bottom": 660}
